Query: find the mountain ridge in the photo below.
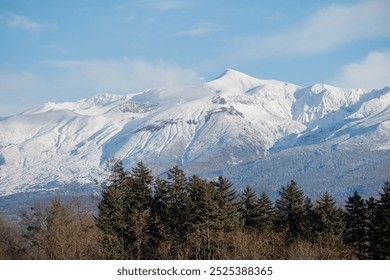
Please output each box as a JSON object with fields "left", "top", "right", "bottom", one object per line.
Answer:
{"left": 0, "top": 69, "right": 389, "bottom": 200}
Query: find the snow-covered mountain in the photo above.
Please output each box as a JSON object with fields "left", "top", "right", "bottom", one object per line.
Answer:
{"left": 0, "top": 69, "right": 389, "bottom": 201}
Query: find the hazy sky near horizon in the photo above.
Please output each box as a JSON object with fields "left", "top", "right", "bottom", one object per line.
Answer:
{"left": 0, "top": 0, "right": 389, "bottom": 116}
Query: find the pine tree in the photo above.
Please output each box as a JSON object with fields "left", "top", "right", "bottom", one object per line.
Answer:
{"left": 149, "top": 177, "right": 170, "bottom": 257}
{"left": 122, "top": 162, "right": 154, "bottom": 259}
{"left": 256, "top": 192, "right": 274, "bottom": 232}
{"left": 365, "top": 196, "right": 377, "bottom": 259}
{"left": 344, "top": 191, "right": 366, "bottom": 259}
{"left": 211, "top": 175, "right": 240, "bottom": 231}
{"left": 275, "top": 180, "right": 306, "bottom": 242}
{"left": 127, "top": 162, "right": 153, "bottom": 210}
{"left": 302, "top": 196, "right": 318, "bottom": 242}
{"left": 152, "top": 166, "right": 192, "bottom": 257}
{"left": 103, "top": 159, "right": 131, "bottom": 190}
{"left": 96, "top": 160, "right": 129, "bottom": 259}
{"left": 372, "top": 182, "right": 390, "bottom": 259}
{"left": 96, "top": 160, "right": 154, "bottom": 259}
{"left": 239, "top": 186, "right": 258, "bottom": 230}
{"left": 166, "top": 166, "right": 192, "bottom": 241}
{"left": 188, "top": 175, "right": 222, "bottom": 231}
{"left": 314, "top": 192, "right": 344, "bottom": 241}
{"left": 187, "top": 175, "right": 222, "bottom": 259}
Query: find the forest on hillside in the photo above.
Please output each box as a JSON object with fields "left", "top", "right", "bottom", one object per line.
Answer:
{"left": 0, "top": 160, "right": 389, "bottom": 260}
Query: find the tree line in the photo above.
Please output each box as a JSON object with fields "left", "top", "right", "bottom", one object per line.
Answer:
{"left": 0, "top": 160, "right": 389, "bottom": 259}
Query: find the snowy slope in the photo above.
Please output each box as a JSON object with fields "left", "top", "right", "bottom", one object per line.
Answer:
{"left": 0, "top": 69, "right": 389, "bottom": 200}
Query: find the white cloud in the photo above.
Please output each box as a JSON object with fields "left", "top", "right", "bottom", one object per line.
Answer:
{"left": 3, "top": 13, "right": 57, "bottom": 32}
{"left": 333, "top": 50, "right": 390, "bottom": 89}
{"left": 232, "top": 0, "right": 390, "bottom": 60}
{"left": 0, "top": 59, "right": 204, "bottom": 116}
{"left": 49, "top": 58, "right": 204, "bottom": 92}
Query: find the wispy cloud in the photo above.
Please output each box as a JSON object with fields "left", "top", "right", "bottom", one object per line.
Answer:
{"left": 177, "top": 23, "right": 219, "bottom": 37}
{"left": 178, "top": 27, "right": 211, "bottom": 36}
{"left": 48, "top": 58, "right": 204, "bottom": 91}
{"left": 0, "top": 59, "right": 204, "bottom": 116}
{"left": 231, "top": 0, "right": 390, "bottom": 60}
{"left": 141, "top": 17, "right": 158, "bottom": 25}
{"left": 142, "top": 0, "right": 189, "bottom": 11}
{"left": 0, "top": 71, "right": 44, "bottom": 116}
{"left": 0, "top": 71, "right": 42, "bottom": 95}
{"left": 333, "top": 50, "right": 390, "bottom": 89}
{"left": 1, "top": 13, "right": 57, "bottom": 32}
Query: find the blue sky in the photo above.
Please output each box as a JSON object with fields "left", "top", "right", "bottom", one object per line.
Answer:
{"left": 0, "top": 0, "right": 389, "bottom": 117}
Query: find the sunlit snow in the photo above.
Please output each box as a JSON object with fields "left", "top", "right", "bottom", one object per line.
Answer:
{"left": 0, "top": 70, "right": 389, "bottom": 199}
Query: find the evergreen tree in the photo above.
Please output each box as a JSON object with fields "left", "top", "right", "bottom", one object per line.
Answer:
{"left": 239, "top": 186, "right": 258, "bottom": 230}
{"left": 187, "top": 175, "right": 222, "bottom": 259}
{"left": 211, "top": 175, "right": 240, "bottom": 231}
{"left": 314, "top": 192, "right": 344, "bottom": 240}
{"left": 344, "top": 191, "right": 366, "bottom": 259}
{"left": 103, "top": 159, "right": 130, "bottom": 190}
{"left": 96, "top": 160, "right": 154, "bottom": 259}
{"left": 96, "top": 160, "right": 129, "bottom": 259}
{"left": 127, "top": 162, "right": 153, "bottom": 210}
{"left": 166, "top": 166, "right": 192, "bottom": 241}
{"left": 372, "top": 182, "right": 390, "bottom": 259}
{"left": 275, "top": 180, "right": 306, "bottom": 242}
{"left": 152, "top": 166, "right": 192, "bottom": 257}
{"left": 302, "top": 196, "right": 318, "bottom": 242}
{"left": 122, "top": 162, "right": 154, "bottom": 259}
{"left": 149, "top": 177, "right": 170, "bottom": 257}
{"left": 188, "top": 175, "right": 222, "bottom": 231}
{"left": 365, "top": 196, "right": 377, "bottom": 259}
{"left": 256, "top": 192, "right": 275, "bottom": 232}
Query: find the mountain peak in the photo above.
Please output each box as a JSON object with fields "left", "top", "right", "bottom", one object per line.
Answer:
{"left": 207, "top": 69, "right": 265, "bottom": 93}
{"left": 309, "top": 83, "right": 339, "bottom": 93}
{"left": 214, "top": 69, "right": 255, "bottom": 81}
{"left": 207, "top": 69, "right": 301, "bottom": 95}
